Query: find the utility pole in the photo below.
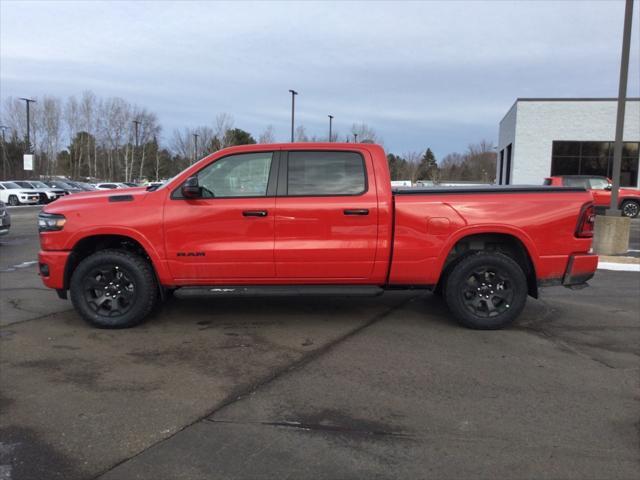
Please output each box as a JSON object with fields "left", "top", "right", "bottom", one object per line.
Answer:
{"left": 193, "top": 133, "right": 199, "bottom": 164}
{"left": 133, "top": 120, "right": 141, "bottom": 182}
{"left": 289, "top": 89, "right": 298, "bottom": 142}
{"left": 19, "top": 98, "right": 36, "bottom": 153}
{"left": 0, "top": 126, "right": 8, "bottom": 180}
{"left": 328, "top": 115, "right": 334, "bottom": 142}
{"left": 607, "top": 0, "right": 634, "bottom": 216}
{"left": 353, "top": 133, "right": 358, "bottom": 143}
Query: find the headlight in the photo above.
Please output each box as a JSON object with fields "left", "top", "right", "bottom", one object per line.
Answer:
{"left": 38, "top": 213, "right": 66, "bottom": 232}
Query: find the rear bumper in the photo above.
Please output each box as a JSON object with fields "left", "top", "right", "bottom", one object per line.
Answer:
{"left": 38, "top": 250, "right": 71, "bottom": 290}
{"left": 562, "top": 253, "right": 598, "bottom": 286}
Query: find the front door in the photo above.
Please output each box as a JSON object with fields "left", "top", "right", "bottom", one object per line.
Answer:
{"left": 164, "top": 151, "right": 277, "bottom": 282}
{"left": 274, "top": 150, "right": 378, "bottom": 280}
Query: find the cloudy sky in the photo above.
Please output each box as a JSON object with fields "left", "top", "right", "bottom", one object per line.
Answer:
{"left": 1, "top": 0, "right": 638, "bottom": 157}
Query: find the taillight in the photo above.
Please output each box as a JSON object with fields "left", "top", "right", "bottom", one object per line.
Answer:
{"left": 576, "top": 203, "right": 595, "bottom": 238}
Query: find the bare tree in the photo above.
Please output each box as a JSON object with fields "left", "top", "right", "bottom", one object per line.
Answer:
{"left": 402, "top": 151, "right": 421, "bottom": 182}
{"left": 295, "top": 125, "right": 309, "bottom": 142}
{"left": 258, "top": 125, "right": 275, "bottom": 144}
{"left": 351, "top": 123, "right": 382, "bottom": 145}
{"left": 214, "top": 113, "right": 234, "bottom": 148}
{"left": 40, "top": 96, "right": 62, "bottom": 176}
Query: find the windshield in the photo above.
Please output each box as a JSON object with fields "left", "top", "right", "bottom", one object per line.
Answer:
{"left": 1, "top": 182, "right": 21, "bottom": 189}
{"left": 49, "top": 181, "right": 72, "bottom": 189}
{"left": 31, "top": 181, "right": 49, "bottom": 188}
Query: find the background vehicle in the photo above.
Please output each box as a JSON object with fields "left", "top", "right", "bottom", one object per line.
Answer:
{"left": 122, "top": 182, "right": 139, "bottom": 187}
{"left": 13, "top": 180, "right": 66, "bottom": 204}
{"left": 43, "top": 180, "right": 84, "bottom": 194}
{"left": 545, "top": 175, "right": 640, "bottom": 218}
{"left": 0, "top": 182, "right": 40, "bottom": 206}
{"left": 39, "top": 143, "right": 597, "bottom": 330}
{"left": 0, "top": 201, "right": 10, "bottom": 235}
{"left": 64, "top": 180, "right": 97, "bottom": 191}
{"left": 95, "top": 182, "right": 130, "bottom": 190}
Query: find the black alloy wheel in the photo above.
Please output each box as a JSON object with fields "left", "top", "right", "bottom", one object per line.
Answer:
{"left": 445, "top": 252, "right": 528, "bottom": 329}
{"left": 621, "top": 200, "right": 639, "bottom": 218}
{"left": 82, "top": 264, "right": 136, "bottom": 317}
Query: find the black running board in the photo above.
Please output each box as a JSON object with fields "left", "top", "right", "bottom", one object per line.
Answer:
{"left": 178, "top": 285, "right": 384, "bottom": 297}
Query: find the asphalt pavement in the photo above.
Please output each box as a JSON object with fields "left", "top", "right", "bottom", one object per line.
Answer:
{"left": 0, "top": 207, "right": 638, "bottom": 480}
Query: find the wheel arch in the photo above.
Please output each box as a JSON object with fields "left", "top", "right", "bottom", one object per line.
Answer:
{"left": 62, "top": 233, "right": 168, "bottom": 291}
{"left": 436, "top": 229, "right": 539, "bottom": 298}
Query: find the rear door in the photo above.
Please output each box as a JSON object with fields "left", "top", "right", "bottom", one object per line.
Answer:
{"left": 274, "top": 150, "right": 378, "bottom": 280}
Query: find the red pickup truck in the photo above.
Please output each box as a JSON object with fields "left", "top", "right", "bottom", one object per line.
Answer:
{"left": 38, "top": 143, "right": 597, "bottom": 330}
{"left": 544, "top": 175, "right": 640, "bottom": 218}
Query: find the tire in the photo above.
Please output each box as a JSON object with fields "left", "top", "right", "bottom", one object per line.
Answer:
{"left": 70, "top": 249, "right": 158, "bottom": 328}
{"left": 8, "top": 195, "right": 19, "bottom": 206}
{"left": 444, "top": 251, "right": 528, "bottom": 330}
{"left": 621, "top": 200, "right": 639, "bottom": 218}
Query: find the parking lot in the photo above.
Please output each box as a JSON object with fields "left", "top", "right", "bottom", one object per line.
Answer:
{"left": 0, "top": 206, "right": 638, "bottom": 480}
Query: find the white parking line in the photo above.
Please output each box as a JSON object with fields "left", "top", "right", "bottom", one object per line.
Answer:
{"left": 0, "top": 260, "right": 38, "bottom": 273}
{"left": 597, "top": 262, "right": 640, "bottom": 272}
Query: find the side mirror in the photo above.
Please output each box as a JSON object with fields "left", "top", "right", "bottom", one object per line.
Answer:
{"left": 181, "top": 176, "right": 202, "bottom": 199}
{"left": 605, "top": 184, "right": 612, "bottom": 191}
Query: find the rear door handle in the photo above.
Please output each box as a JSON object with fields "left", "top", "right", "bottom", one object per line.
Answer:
{"left": 242, "top": 210, "right": 268, "bottom": 217}
{"left": 343, "top": 209, "right": 369, "bottom": 216}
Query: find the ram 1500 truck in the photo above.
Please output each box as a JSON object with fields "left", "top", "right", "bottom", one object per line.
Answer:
{"left": 38, "top": 143, "right": 598, "bottom": 330}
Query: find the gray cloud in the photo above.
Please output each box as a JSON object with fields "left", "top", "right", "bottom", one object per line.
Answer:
{"left": 1, "top": 0, "right": 638, "bottom": 158}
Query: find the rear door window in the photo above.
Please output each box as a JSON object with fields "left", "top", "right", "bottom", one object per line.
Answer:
{"left": 286, "top": 151, "right": 366, "bottom": 196}
{"left": 563, "top": 177, "right": 589, "bottom": 188}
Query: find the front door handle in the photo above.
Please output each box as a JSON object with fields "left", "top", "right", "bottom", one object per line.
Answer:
{"left": 243, "top": 210, "right": 268, "bottom": 217}
{"left": 343, "top": 209, "right": 369, "bottom": 216}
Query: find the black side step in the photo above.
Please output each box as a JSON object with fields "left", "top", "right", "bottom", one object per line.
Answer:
{"left": 178, "top": 285, "right": 384, "bottom": 297}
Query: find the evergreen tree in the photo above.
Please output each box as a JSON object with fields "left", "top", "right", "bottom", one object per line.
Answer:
{"left": 415, "top": 148, "right": 438, "bottom": 180}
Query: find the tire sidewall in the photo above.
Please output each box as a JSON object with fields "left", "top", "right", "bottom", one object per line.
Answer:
{"left": 445, "top": 252, "right": 528, "bottom": 330}
{"left": 70, "top": 250, "right": 156, "bottom": 328}
{"left": 8, "top": 195, "right": 18, "bottom": 206}
{"left": 621, "top": 200, "right": 639, "bottom": 218}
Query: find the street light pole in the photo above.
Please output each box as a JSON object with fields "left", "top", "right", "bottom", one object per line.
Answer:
{"left": 289, "top": 89, "right": 298, "bottom": 142}
{"left": 19, "top": 98, "right": 36, "bottom": 153}
{"left": 193, "top": 133, "right": 199, "bottom": 164}
{"left": 607, "top": 0, "right": 634, "bottom": 216}
{"left": 328, "top": 115, "right": 334, "bottom": 142}
{"left": 353, "top": 133, "right": 358, "bottom": 143}
{"left": 0, "top": 126, "right": 8, "bottom": 180}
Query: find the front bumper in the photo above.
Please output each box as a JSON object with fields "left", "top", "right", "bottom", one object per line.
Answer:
{"left": 38, "top": 250, "right": 71, "bottom": 290}
{"left": 562, "top": 253, "right": 598, "bottom": 286}
{"left": 20, "top": 196, "right": 40, "bottom": 204}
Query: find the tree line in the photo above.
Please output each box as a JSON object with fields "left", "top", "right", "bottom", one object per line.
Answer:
{"left": 0, "top": 91, "right": 495, "bottom": 183}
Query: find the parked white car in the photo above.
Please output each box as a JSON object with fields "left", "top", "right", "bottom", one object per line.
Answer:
{"left": 0, "top": 182, "right": 40, "bottom": 206}
{"left": 12, "top": 180, "right": 66, "bottom": 204}
{"left": 95, "top": 182, "right": 130, "bottom": 190}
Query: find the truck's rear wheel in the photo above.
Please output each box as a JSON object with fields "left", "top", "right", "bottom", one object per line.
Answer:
{"left": 444, "top": 251, "right": 527, "bottom": 329}
{"left": 70, "top": 249, "right": 157, "bottom": 328}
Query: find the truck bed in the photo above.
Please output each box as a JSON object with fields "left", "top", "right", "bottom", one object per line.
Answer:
{"left": 392, "top": 185, "right": 586, "bottom": 195}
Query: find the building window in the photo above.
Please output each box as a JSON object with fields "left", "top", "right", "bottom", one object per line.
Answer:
{"left": 551, "top": 141, "right": 639, "bottom": 186}
{"left": 505, "top": 144, "right": 512, "bottom": 185}
{"left": 498, "top": 149, "right": 504, "bottom": 185}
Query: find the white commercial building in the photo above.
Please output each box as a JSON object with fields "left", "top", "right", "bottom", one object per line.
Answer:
{"left": 497, "top": 98, "right": 640, "bottom": 188}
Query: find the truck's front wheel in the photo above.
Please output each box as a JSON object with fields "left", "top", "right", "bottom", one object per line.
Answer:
{"left": 70, "top": 249, "right": 158, "bottom": 328}
{"left": 444, "top": 252, "right": 527, "bottom": 330}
